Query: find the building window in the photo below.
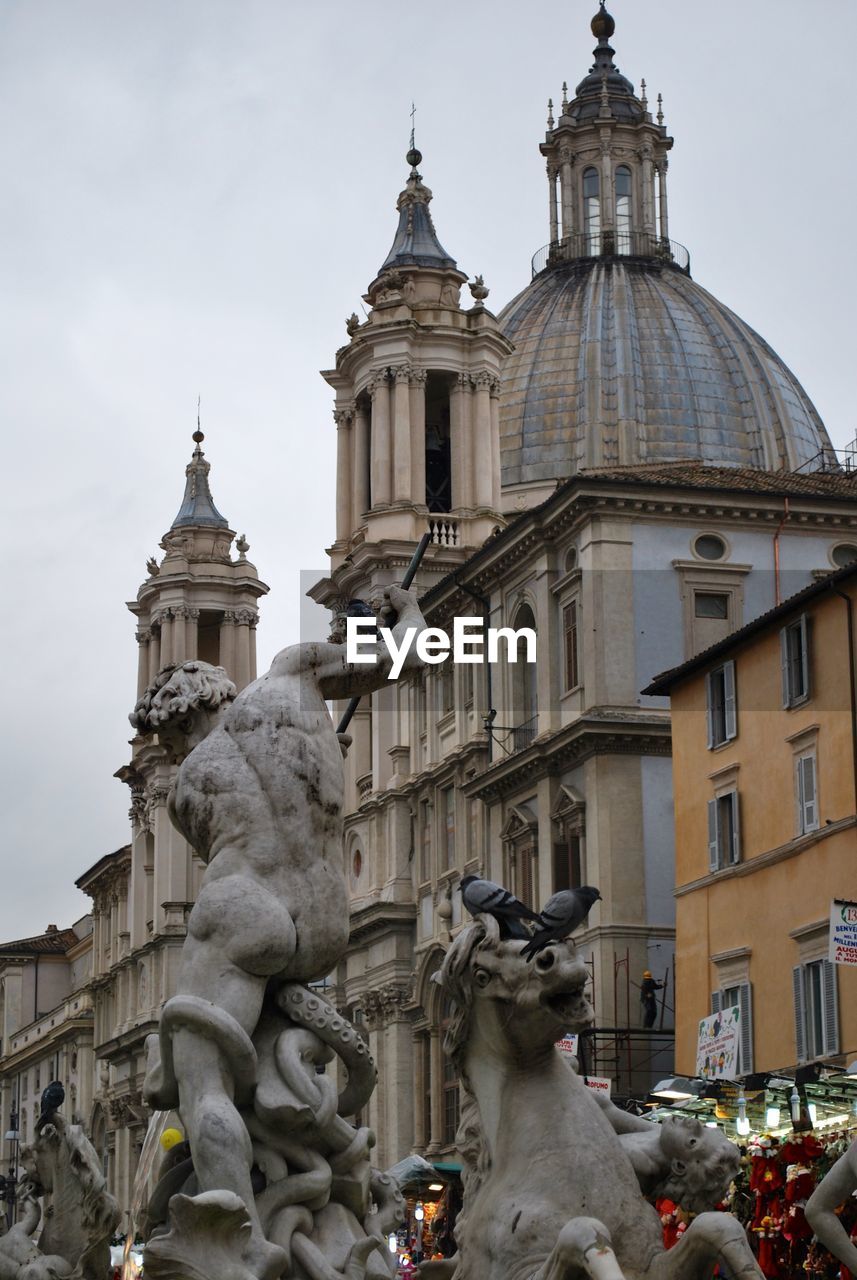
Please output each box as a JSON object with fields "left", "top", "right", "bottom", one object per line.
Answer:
{"left": 512, "top": 603, "right": 538, "bottom": 747}
{"left": 439, "top": 660, "right": 455, "bottom": 718}
{"left": 706, "top": 661, "right": 736, "bottom": 748}
{"left": 583, "top": 167, "right": 600, "bottom": 253}
{"left": 781, "top": 616, "right": 810, "bottom": 707}
{"left": 694, "top": 534, "right": 726, "bottom": 561}
{"left": 711, "top": 983, "right": 754, "bottom": 1074}
{"left": 707, "top": 790, "right": 740, "bottom": 870}
{"left": 441, "top": 788, "right": 456, "bottom": 871}
{"left": 615, "top": 165, "right": 632, "bottom": 252}
{"left": 796, "top": 753, "right": 819, "bottom": 835}
{"left": 695, "top": 592, "right": 729, "bottom": 619}
{"left": 420, "top": 800, "right": 432, "bottom": 883}
{"left": 441, "top": 996, "right": 460, "bottom": 1146}
{"left": 831, "top": 543, "right": 857, "bottom": 568}
{"left": 563, "top": 601, "right": 580, "bottom": 691}
{"left": 553, "top": 833, "right": 582, "bottom": 892}
{"left": 793, "top": 959, "right": 839, "bottom": 1061}
{"left": 425, "top": 372, "right": 453, "bottom": 513}
{"left": 551, "top": 787, "right": 585, "bottom": 893}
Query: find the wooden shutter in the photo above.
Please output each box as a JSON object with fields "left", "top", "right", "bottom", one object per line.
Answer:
{"left": 708, "top": 799, "right": 719, "bottom": 871}
{"left": 799, "top": 615, "right": 810, "bottom": 700}
{"left": 738, "top": 982, "right": 754, "bottom": 1073}
{"left": 710, "top": 990, "right": 722, "bottom": 1014}
{"left": 793, "top": 966, "right": 806, "bottom": 1063}
{"left": 822, "top": 959, "right": 840, "bottom": 1056}
{"left": 724, "top": 661, "right": 737, "bottom": 741}
{"left": 799, "top": 755, "right": 817, "bottom": 832}
{"left": 729, "top": 791, "right": 741, "bottom": 864}
{"left": 780, "top": 626, "right": 791, "bottom": 707}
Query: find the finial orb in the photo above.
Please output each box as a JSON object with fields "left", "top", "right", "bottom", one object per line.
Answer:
{"left": 406, "top": 147, "right": 422, "bottom": 169}
{"left": 591, "top": 2, "right": 615, "bottom": 40}
{"left": 192, "top": 429, "right": 205, "bottom": 444}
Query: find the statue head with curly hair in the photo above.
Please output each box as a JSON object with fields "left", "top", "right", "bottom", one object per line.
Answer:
{"left": 130, "top": 661, "right": 236, "bottom": 762}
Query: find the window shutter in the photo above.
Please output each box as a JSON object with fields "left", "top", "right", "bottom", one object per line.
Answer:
{"left": 800, "top": 615, "right": 810, "bottom": 700}
{"left": 724, "top": 661, "right": 737, "bottom": 741}
{"left": 798, "top": 756, "right": 817, "bottom": 833}
{"left": 793, "top": 966, "right": 806, "bottom": 1063}
{"left": 780, "top": 626, "right": 791, "bottom": 707}
{"left": 710, "top": 990, "right": 722, "bottom": 1015}
{"left": 708, "top": 799, "right": 719, "bottom": 871}
{"left": 822, "top": 959, "right": 839, "bottom": 1056}
{"left": 706, "top": 672, "right": 715, "bottom": 748}
{"left": 738, "top": 982, "right": 754, "bottom": 1074}
{"left": 729, "top": 791, "right": 741, "bottom": 864}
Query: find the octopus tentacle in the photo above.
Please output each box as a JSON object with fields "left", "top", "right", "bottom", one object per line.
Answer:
{"left": 275, "top": 985, "right": 377, "bottom": 1116}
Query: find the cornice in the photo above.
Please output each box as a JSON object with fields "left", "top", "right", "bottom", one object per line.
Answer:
{"left": 674, "top": 815, "right": 857, "bottom": 897}
{"left": 348, "top": 901, "right": 417, "bottom": 947}
{"left": 461, "top": 715, "right": 672, "bottom": 802}
{"left": 95, "top": 1017, "right": 160, "bottom": 1063}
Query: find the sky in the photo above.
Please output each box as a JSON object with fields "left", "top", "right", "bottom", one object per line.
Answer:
{"left": 1, "top": 0, "right": 855, "bottom": 941}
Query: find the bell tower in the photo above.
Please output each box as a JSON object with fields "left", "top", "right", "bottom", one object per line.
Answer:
{"left": 539, "top": 2, "right": 675, "bottom": 264}
{"left": 322, "top": 144, "right": 513, "bottom": 588}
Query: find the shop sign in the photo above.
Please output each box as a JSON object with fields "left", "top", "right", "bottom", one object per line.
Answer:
{"left": 696, "top": 1006, "right": 739, "bottom": 1079}
{"left": 583, "top": 1075, "right": 611, "bottom": 1097}
{"left": 556, "top": 1034, "right": 579, "bottom": 1057}
{"left": 829, "top": 899, "right": 857, "bottom": 966}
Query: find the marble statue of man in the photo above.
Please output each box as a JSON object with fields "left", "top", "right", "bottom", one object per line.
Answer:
{"left": 130, "top": 586, "right": 428, "bottom": 1280}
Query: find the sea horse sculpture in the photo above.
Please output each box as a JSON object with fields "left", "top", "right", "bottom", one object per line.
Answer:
{"left": 438, "top": 915, "right": 764, "bottom": 1280}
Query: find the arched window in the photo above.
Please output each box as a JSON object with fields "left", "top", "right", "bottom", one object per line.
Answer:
{"left": 512, "top": 604, "right": 538, "bottom": 748}
{"left": 440, "top": 995, "right": 460, "bottom": 1147}
{"left": 583, "top": 168, "right": 600, "bottom": 254}
{"left": 615, "top": 166, "right": 632, "bottom": 253}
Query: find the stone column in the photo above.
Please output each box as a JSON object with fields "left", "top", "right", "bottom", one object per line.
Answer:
{"left": 489, "top": 376, "right": 502, "bottom": 512}
{"left": 158, "top": 609, "right": 174, "bottom": 667}
{"left": 352, "top": 402, "right": 370, "bottom": 520}
{"left": 640, "top": 145, "right": 654, "bottom": 235}
{"left": 473, "top": 371, "right": 494, "bottom": 508}
{"left": 370, "top": 373, "right": 392, "bottom": 507}
{"left": 600, "top": 142, "right": 614, "bottom": 234}
{"left": 547, "top": 164, "right": 559, "bottom": 243}
{"left": 148, "top": 625, "right": 161, "bottom": 683}
{"left": 392, "top": 365, "right": 412, "bottom": 503}
{"left": 334, "top": 408, "right": 353, "bottom": 540}
{"left": 171, "top": 607, "right": 187, "bottom": 664}
{"left": 186, "top": 607, "right": 199, "bottom": 660}
{"left": 412, "top": 1028, "right": 427, "bottom": 1150}
{"left": 560, "top": 149, "right": 573, "bottom": 239}
{"left": 249, "top": 614, "right": 259, "bottom": 681}
{"left": 427, "top": 1027, "right": 443, "bottom": 1154}
{"left": 409, "top": 368, "right": 427, "bottom": 507}
{"left": 136, "top": 631, "right": 150, "bottom": 698}
{"left": 234, "top": 609, "right": 255, "bottom": 690}
{"left": 450, "top": 373, "right": 471, "bottom": 510}
{"left": 220, "top": 611, "right": 237, "bottom": 681}
{"left": 658, "top": 160, "right": 669, "bottom": 240}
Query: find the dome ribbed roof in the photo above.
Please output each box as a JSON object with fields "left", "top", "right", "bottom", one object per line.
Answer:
{"left": 498, "top": 260, "right": 833, "bottom": 484}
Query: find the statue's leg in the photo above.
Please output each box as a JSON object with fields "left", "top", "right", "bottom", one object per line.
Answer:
{"left": 647, "top": 1213, "right": 762, "bottom": 1280}
{"left": 535, "top": 1218, "right": 627, "bottom": 1280}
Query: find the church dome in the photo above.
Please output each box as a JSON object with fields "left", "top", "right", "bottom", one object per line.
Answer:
{"left": 498, "top": 256, "right": 833, "bottom": 487}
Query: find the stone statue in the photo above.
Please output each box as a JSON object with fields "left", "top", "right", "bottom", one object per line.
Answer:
{"left": 0, "top": 1112, "right": 119, "bottom": 1280}
{"left": 130, "top": 587, "right": 428, "bottom": 1280}
{"left": 805, "top": 1133, "right": 857, "bottom": 1273}
{"left": 436, "top": 914, "right": 764, "bottom": 1280}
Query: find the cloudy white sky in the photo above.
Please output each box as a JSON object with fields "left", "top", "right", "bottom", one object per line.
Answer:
{"left": 1, "top": 0, "right": 855, "bottom": 941}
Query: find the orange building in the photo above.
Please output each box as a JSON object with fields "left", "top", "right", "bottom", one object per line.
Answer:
{"left": 645, "top": 564, "right": 857, "bottom": 1080}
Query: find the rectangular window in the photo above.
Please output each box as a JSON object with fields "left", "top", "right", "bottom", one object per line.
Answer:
{"left": 563, "top": 601, "right": 580, "bottom": 690}
{"left": 439, "top": 661, "right": 455, "bottom": 717}
{"left": 517, "top": 844, "right": 536, "bottom": 909}
{"left": 793, "top": 959, "right": 839, "bottom": 1061}
{"left": 441, "top": 788, "right": 455, "bottom": 871}
{"left": 796, "top": 753, "right": 819, "bottom": 835}
{"left": 442, "top": 1056, "right": 460, "bottom": 1146}
{"left": 419, "top": 800, "right": 432, "bottom": 883}
{"left": 718, "top": 983, "right": 754, "bottom": 1074}
{"left": 695, "top": 593, "right": 729, "bottom": 619}
{"left": 781, "top": 616, "right": 810, "bottom": 707}
{"left": 707, "top": 791, "right": 740, "bottom": 870}
{"left": 553, "top": 834, "right": 582, "bottom": 892}
{"left": 706, "top": 661, "right": 737, "bottom": 748}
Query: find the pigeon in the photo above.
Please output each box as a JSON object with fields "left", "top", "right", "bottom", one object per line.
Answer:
{"left": 460, "top": 874, "right": 542, "bottom": 939}
{"left": 520, "top": 886, "right": 602, "bottom": 961}
{"left": 39, "top": 1080, "right": 65, "bottom": 1123}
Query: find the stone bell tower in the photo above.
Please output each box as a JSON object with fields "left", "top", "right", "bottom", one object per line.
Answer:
{"left": 119, "top": 430, "right": 269, "bottom": 946}
{"left": 540, "top": 0, "right": 674, "bottom": 262}
{"left": 321, "top": 143, "right": 513, "bottom": 590}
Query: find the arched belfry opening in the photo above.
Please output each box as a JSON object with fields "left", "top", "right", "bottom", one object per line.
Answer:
{"left": 425, "top": 372, "right": 453, "bottom": 512}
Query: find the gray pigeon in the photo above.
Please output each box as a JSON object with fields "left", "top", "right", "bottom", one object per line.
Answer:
{"left": 520, "top": 886, "right": 602, "bottom": 960}
{"left": 460, "top": 874, "right": 541, "bottom": 939}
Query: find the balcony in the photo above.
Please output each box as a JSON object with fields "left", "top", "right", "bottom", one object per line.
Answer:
{"left": 531, "top": 231, "right": 690, "bottom": 279}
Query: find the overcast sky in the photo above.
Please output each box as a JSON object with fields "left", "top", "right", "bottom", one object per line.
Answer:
{"left": 1, "top": 0, "right": 855, "bottom": 942}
